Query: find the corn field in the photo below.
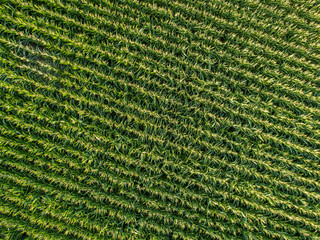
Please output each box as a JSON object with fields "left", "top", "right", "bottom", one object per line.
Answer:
{"left": 0, "top": 0, "right": 320, "bottom": 239}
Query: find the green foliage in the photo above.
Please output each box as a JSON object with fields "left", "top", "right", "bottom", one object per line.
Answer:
{"left": 0, "top": 0, "right": 320, "bottom": 239}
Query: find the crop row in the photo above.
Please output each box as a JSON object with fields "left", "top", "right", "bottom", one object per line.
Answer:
{"left": 1, "top": 0, "right": 320, "bottom": 239}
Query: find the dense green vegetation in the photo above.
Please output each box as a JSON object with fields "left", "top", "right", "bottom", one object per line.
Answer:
{"left": 0, "top": 0, "right": 320, "bottom": 239}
